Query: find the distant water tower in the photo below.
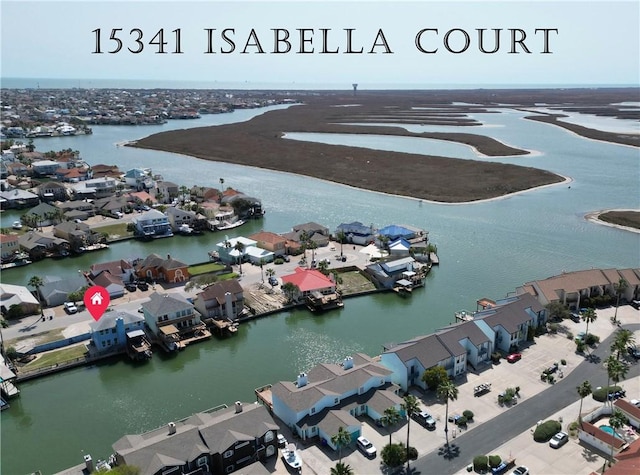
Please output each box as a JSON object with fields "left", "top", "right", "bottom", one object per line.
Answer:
{"left": 352, "top": 83, "right": 358, "bottom": 96}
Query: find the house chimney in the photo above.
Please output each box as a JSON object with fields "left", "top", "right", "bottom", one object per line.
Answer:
{"left": 297, "top": 372, "right": 308, "bottom": 387}
{"left": 343, "top": 356, "right": 354, "bottom": 370}
{"left": 235, "top": 401, "right": 243, "bottom": 413}
{"left": 168, "top": 422, "right": 176, "bottom": 435}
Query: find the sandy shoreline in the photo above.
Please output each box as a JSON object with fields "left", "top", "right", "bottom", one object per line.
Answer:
{"left": 585, "top": 209, "right": 640, "bottom": 234}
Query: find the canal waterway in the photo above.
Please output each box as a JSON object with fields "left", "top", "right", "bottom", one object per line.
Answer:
{"left": 1, "top": 102, "right": 639, "bottom": 474}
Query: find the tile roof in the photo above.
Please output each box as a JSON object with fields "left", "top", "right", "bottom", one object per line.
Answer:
{"left": 281, "top": 267, "right": 335, "bottom": 292}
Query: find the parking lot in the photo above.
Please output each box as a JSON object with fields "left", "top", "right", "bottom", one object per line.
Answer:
{"left": 290, "top": 305, "right": 639, "bottom": 475}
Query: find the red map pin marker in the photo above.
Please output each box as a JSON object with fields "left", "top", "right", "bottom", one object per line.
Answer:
{"left": 84, "top": 285, "right": 110, "bottom": 322}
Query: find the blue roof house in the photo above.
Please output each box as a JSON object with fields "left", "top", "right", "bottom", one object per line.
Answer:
{"left": 377, "top": 225, "right": 416, "bottom": 242}
{"left": 90, "top": 311, "right": 145, "bottom": 354}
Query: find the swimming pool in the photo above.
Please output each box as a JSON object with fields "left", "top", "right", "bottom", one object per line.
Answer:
{"left": 599, "top": 425, "right": 624, "bottom": 439}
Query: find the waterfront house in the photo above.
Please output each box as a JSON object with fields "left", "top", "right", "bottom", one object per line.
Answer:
{"left": 381, "top": 334, "right": 459, "bottom": 391}
{"left": 131, "top": 209, "right": 172, "bottom": 238}
{"left": 112, "top": 402, "right": 279, "bottom": 475}
{"left": 0, "top": 283, "right": 40, "bottom": 316}
{"left": 90, "top": 259, "right": 135, "bottom": 282}
{"left": 53, "top": 221, "right": 100, "bottom": 252}
{"left": 286, "top": 222, "right": 331, "bottom": 247}
{"left": 472, "top": 296, "right": 534, "bottom": 353}
{"left": 55, "top": 199, "right": 96, "bottom": 219}
{"left": 244, "top": 246, "right": 274, "bottom": 265}
{"left": 364, "top": 256, "right": 420, "bottom": 289}
{"left": 37, "top": 275, "right": 87, "bottom": 307}
{"left": 377, "top": 224, "right": 417, "bottom": 242}
{"left": 135, "top": 253, "right": 190, "bottom": 283}
{"left": 190, "top": 185, "right": 221, "bottom": 203}
{"left": 141, "top": 292, "right": 200, "bottom": 348}
{"left": 24, "top": 202, "right": 59, "bottom": 227}
{"left": 77, "top": 177, "right": 118, "bottom": 198}
{"left": 270, "top": 354, "right": 403, "bottom": 446}
{"left": 221, "top": 191, "right": 264, "bottom": 219}
{"left": 0, "top": 188, "right": 39, "bottom": 209}
{"left": 91, "top": 164, "right": 122, "bottom": 179}
{"left": 124, "top": 167, "right": 153, "bottom": 191}
{"left": 91, "top": 271, "right": 125, "bottom": 299}
{"left": 31, "top": 160, "right": 60, "bottom": 176}
{"left": 166, "top": 206, "right": 198, "bottom": 232}
{"left": 0, "top": 234, "right": 20, "bottom": 260}
{"left": 388, "top": 238, "right": 411, "bottom": 257}
{"left": 477, "top": 293, "right": 547, "bottom": 329}
{"left": 335, "top": 221, "right": 376, "bottom": 245}
{"left": 248, "top": 231, "right": 287, "bottom": 256}
{"left": 156, "top": 180, "right": 179, "bottom": 203}
{"left": 214, "top": 236, "right": 257, "bottom": 264}
{"left": 35, "top": 181, "right": 68, "bottom": 202}
{"left": 90, "top": 310, "right": 145, "bottom": 354}
{"left": 19, "top": 231, "right": 69, "bottom": 260}
{"left": 194, "top": 280, "right": 244, "bottom": 321}
{"left": 515, "top": 268, "right": 640, "bottom": 310}
{"left": 280, "top": 267, "right": 336, "bottom": 302}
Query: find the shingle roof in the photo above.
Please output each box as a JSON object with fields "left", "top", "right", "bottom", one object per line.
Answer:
{"left": 197, "top": 280, "right": 243, "bottom": 304}
{"left": 143, "top": 292, "right": 193, "bottom": 315}
{"left": 90, "top": 310, "right": 144, "bottom": 332}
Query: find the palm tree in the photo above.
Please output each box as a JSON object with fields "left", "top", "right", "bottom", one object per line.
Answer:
{"left": 258, "top": 258, "right": 266, "bottom": 282}
{"left": 606, "top": 410, "right": 628, "bottom": 470}
{"left": 604, "top": 355, "right": 629, "bottom": 405}
{"left": 219, "top": 177, "right": 225, "bottom": 189}
{"left": 611, "top": 329, "right": 635, "bottom": 361}
{"left": 281, "top": 282, "right": 299, "bottom": 303}
{"left": 576, "top": 380, "right": 592, "bottom": 423}
{"left": 401, "top": 393, "right": 420, "bottom": 471}
{"left": 613, "top": 278, "right": 628, "bottom": 322}
{"left": 233, "top": 241, "right": 245, "bottom": 274}
{"left": 331, "top": 426, "right": 351, "bottom": 464}
{"left": 582, "top": 308, "right": 597, "bottom": 339}
{"left": 317, "top": 259, "right": 330, "bottom": 275}
{"left": 28, "top": 275, "right": 45, "bottom": 316}
{"left": 299, "top": 230, "right": 310, "bottom": 262}
{"left": 380, "top": 406, "right": 401, "bottom": 445}
{"left": 265, "top": 267, "right": 276, "bottom": 287}
{"left": 336, "top": 230, "right": 347, "bottom": 258}
{"left": 437, "top": 380, "right": 459, "bottom": 450}
{"left": 307, "top": 240, "right": 318, "bottom": 263}
{"left": 330, "top": 462, "right": 354, "bottom": 475}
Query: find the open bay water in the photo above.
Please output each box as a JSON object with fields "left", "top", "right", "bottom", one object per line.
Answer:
{"left": 1, "top": 100, "right": 639, "bottom": 474}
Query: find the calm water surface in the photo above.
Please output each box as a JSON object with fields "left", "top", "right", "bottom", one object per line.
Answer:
{"left": 1, "top": 103, "right": 639, "bottom": 474}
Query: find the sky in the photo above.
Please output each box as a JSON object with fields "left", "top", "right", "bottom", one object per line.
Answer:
{"left": 1, "top": 0, "right": 639, "bottom": 88}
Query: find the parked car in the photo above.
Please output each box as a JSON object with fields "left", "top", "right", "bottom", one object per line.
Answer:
{"left": 412, "top": 411, "right": 436, "bottom": 429}
{"left": 630, "top": 399, "right": 640, "bottom": 408}
{"left": 64, "top": 302, "right": 78, "bottom": 314}
{"left": 627, "top": 346, "right": 640, "bottom": 360}
{"left": 549, "top": 431, "right": 569, "bottom": 448}
{"left": 277, "top": 433, "right": 287, "bottom": 448}
{"left": 510, "top": 466, "right": 529, "bottom": 475}
{"left": 631, "top": 300, "right": 640, "bottom": 310}
{"left": 570, "top": 312, "right": 581, "bottom": 322}
{"left": 491, "top": 461, "right": 510, "bottom": 475}
{"left": 507, "top": 352, "right": 522, "bottom": 363}
{"left": 356, "top": 436, "right": 376, "bottom": 458}
{"left": 125, "top": 282, "right": 137, "bottom": 292}
{"left": 137, "top": 281, "right": 149, "bottom": 291}
{"left": 268, "top": 276, "right": 279, "bottom": 286}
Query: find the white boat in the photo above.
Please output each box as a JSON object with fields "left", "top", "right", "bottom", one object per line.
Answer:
{"left": 216, "top": 219, "right": 245, "bottom": 231}
{"left": 281, "top": 443, "right": 302, "bottom": 471}
{"left": 12, "top": 221, "right": 22, "bottom": 229}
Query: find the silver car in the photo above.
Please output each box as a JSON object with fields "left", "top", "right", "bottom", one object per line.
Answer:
{"left": 549, "top": 431, "right": 569, "bottom": 448}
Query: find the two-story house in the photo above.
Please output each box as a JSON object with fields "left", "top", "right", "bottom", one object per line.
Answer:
{"left": 141, "top": 292, "right": 200, "bottom": 351}
{"left": 0, "top": 234, "right": 20, "bottom": 260}
{"left": 90, "top": 311, "right": 146, "bottom": 354}
{"left": 0, "top": 283, "right": 40, "bottom": 316}
{"left": 194, "top": 280, "right": 244, "bottom": 321}
{"left": 214, "top": 237, "right": 257, "bottom": 265}
{"left": 80, "top": 177, "right": 118, "bottom": 198}
{"left": 35, "top": 181, "right": 68, "bottom": 202}
{"left": 0, "top": 188, "right": 39, "bottom": 209}
{"left": 112, "top": 402, "right": 280, "bottom": 475}
{"left": 132, "top": 209, "right": 172, "bottom": 238}
{"left": 270, "top": 353, "right": 403, "bottom": 449}
{"left": 248, "top": 231, "right": 287, "bottom": 256}
{"left": 31, "top": 160, "right": 60, "bottom": 176}
{"left": 280, "top": 267, "right": 336, "bottom": 302}
{"left": 53, "top": 221, "right": 100, "bottom": 252}
{"left": 135, "top": 253, "right": 190, "bottom": 283}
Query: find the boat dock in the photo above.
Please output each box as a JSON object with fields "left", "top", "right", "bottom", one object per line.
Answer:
{"left": 204, "top": 318, "right": 239, "bottom": 336}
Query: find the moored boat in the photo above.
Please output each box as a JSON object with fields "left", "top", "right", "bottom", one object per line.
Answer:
{"left": 281, "top": 443, "right": 302, "bottom": 472}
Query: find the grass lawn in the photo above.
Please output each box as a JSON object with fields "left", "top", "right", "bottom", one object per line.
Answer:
{"left": 96, "top": 222, "right": 132, "bottom": 239}
{"left": 22, "top": 345, "right": 88, "bottom": 371}
{"left": 189, "top": 262, "right": 226, "bottom": 276}
{"left": 339, "top": 271, "right": 377, "bottom": 295}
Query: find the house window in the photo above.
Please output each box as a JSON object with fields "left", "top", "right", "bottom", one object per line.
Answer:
{"left": 235, "top": 441, "right": 249, "bottom": 450}
{"left": 225, "top": 465, "right": 235, "bottom": 473}
{"left": 111, "top": 328, "right": 116, "bottom": 333}
{"left": 311, "top": 407, "right": 316, "bottom": 414}
{"left": 224, "top": 450, "right": 234, "bottom": 458}
{"left": 197, "top": 456, "right": 207, "bottom": 467}
{"left": 334, "top": 397, "right": 339, "bottom": 405}
{"left": 264, "top": 431, "right": 274, "bottom": 442}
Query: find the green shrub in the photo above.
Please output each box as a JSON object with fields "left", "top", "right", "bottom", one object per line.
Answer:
{"left": 463, "top": 410, "right": 474, "bottom": 421}
{"left": 576, "top": 341, "right": 586, "bottom": 353}
{"left": 5, "top": 346, "right": 19, "bottom": 360}
{"left": 548, "top": 322, "right": 559, "bottom": 333}
{"left": 473, "top": 455, "right": 488, "bottom": 472}
{"left": 456, "top": 416, "right": 468, "bottom": 427}
{"left": 381, "top": 443, "right": 406, "bottom": 467}
{"left": 592, "top": 386, "right": 622, "bottom": 402}
{"left": 491, "top": 352, "right": 502, "bottom": 363}
{"left": 273, "top": 258, "right": 284, "bottom": 265}
{"left": 566, "top": 332, "right": 574, "bottom": 340}
{"left": 533, "top": 420, "right": 562, "bottom": 442}
{"left": 561, "top": 359, "right": 567, "bottom": 365}
{"left": 488, "top": 455, "right": 502, "bottom": 468}
{"left": 585, "top": 334, "right": 600, "bottom": 346}
{"left": 407, "top": 446, "right": 418, "bottom": 460}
